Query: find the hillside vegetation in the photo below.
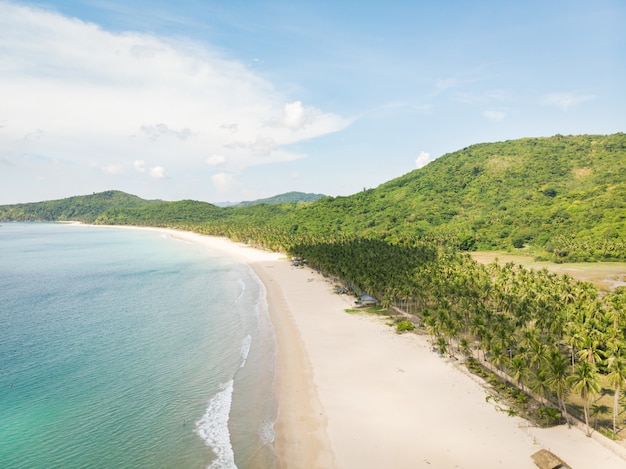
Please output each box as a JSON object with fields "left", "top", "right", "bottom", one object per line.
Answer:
{"left": 235, "top": 191, "right": 326, "bottom": 207}
{"left": 276, "top": 133, "right": 626, "bottom": 261}
{"left": 0, "top": 190, "right": 154, "bottom": 223}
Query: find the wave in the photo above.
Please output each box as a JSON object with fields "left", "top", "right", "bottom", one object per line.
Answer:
{"left": 240, "top": 334, "right": 252, "bottom": 369}
{"left": 195, "top": 381, "right": 237, "bottom": 469}
{"left": 259, "top": 418, "right": 275, "bottom": 446}
{"left": 235, "top": 278, "right": 246, "bottom": 303}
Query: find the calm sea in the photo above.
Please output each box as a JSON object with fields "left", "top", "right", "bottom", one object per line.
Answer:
{"left": 0, "top": 223, "right": 277, "bottom": 469}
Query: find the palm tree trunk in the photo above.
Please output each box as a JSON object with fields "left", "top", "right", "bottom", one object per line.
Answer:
{"left": 559, "top": 396, "right": 571, "bottom": 427}
{"left": 584, "top": 401, "right": 591, "bottom": 437}
{"left": 614, "top": 382, "right": 620, "bottom": 435}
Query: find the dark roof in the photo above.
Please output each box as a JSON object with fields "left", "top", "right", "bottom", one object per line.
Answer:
{"left": 531, "top": 449, "right": 571, "bottom": 469}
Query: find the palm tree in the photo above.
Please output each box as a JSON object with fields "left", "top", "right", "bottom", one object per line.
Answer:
{"left": 606, "top": 350, "right": 626, "bottom": 435}
{"left": 569, "top": 361, "right": 601, "bottom": 437}
{"left": 489, "top": 343, "right": 508, "bottom": 373}
{"left": 528, "top": 367, "right": 551, "bottom": 407}
{"left": 509, "top": 355, "right": 529, "bottom": 393}
{"left": 545, "top": 348, "right": 572, "bottom": 426}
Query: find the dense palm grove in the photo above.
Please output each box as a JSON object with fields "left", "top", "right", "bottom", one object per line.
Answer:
{"left": 2, "top": 133, "right": 626, "bottom": 437}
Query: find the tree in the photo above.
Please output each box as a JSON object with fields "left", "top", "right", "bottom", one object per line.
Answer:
{"left": 569, "top": 361, "right": 601, "bottom": 437}
{"left": 606, "top": 350, "right": 626, "bottom": 435}
{"left": 545, "top": 349, "right": 572, "bottom": 426}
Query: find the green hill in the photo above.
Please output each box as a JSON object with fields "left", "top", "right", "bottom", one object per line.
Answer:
{"left": 278, "top": 133, "right": 626, "bottom": 260}
{"left": 0, "top": 190, "right": 155, "bottom": 223}
{"left": 2, "top": 133, "right": 625, "bottom": 261}
{"left": 235, "top": 191, "right": 326, "bottom": 207}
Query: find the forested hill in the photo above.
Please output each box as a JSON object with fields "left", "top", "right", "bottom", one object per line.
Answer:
{"left": 235, "top": 191, "right": 326, "bottom": 207}
{"left": 1, "top": 133, "right": 625, "bottom": 261}
{"left": 0, "top": 190, "right": 155, "bottom": 223}
{"left": 283, "top": 133, "right": 626, "bottom": 260}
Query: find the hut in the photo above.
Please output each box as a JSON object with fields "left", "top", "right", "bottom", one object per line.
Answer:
{"left": 354, "top": 294, "right": 378, "bottom": 307}
{"left": 531, "top": 449, "right": 571, "bottom": 469}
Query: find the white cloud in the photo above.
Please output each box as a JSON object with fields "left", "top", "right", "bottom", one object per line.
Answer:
{"left": 483, "top": 110, "right": 506, "bottom": 121}
{"left": 541, "top": 92, "right": 596, "bottom": 111}
{"left": 134, "top": 160, "right": 146, "bottom": 172}
{"left": 0, "top": 2, "right": 350, "bottom": 187}
{"left": 435, "top": 77, "right": 459, "bottom": 92}
{"left": 211, "top": 172, "right": 236, "bottom": 193}
{"left": 205, "top": 154, "right": 226, "bottom": 166}
{"left": 140, "top": 123, "right": 192, "bottom": 141}
{"left": 102, "top": 164, "right": 125, "bottom": 175}
{"left": 415, "top": 151, "right": 433, "bottom": 169}
{"left": 282, "top": 101, "right": 309, "bottom": 129}
{"left": 148, "top": 166, "right": 167, "bottom": 179}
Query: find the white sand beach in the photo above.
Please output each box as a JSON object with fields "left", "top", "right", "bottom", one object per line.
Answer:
{"left": 98, "top": 226, "right": 626, "bottom": 468}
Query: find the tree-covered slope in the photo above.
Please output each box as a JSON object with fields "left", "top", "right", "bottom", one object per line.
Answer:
{"left": 235, "top": 191, "right": 326, "bottom": 207}
{"left": 0, "top": 190, "right": 156, "bottom": 223}
{"left": 280, "top": 133, "right": 626, "bottom": 259}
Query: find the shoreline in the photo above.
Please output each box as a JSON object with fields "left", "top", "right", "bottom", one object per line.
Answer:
{"left": 76, "top": 225, "right": 626, "bottom": 468}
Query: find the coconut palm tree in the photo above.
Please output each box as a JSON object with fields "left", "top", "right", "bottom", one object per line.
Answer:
{"left": 606, "top": 350, "right": 626, "bottom": 435}
{"left": 545, "top": 348, "right": 572, "bottom": 426}
{"left": 569, "top": 361, "right": 601, "bottom": 437}
{"left": 528, "top": 367, "right": 551, "bottom": 407}
{"left": 509, "top": 355, "right": 530, "bottom": 392}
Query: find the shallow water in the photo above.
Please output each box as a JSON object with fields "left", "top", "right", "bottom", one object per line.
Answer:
{"left": 0, "top": 223, "right": 277, "bottom": 468}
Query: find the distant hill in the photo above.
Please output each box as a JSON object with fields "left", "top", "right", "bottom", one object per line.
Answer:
{"left": 215, "top": 192, "right": 326, "bottom": 207}
{"left": 235, "top": 191, "right": 326, "bottom": 207}
{"left": 0, "top": 190, "right": 155, "bottom": 223}
{"left": 2, "top": 133, "right": 625, "bottom": 261}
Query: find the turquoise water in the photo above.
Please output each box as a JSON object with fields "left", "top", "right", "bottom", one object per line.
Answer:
{"left": 0, "top": 223, "right": 277, "bottom": 468}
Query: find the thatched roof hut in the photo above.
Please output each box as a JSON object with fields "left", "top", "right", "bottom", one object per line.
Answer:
{"left": 531, "top": 449, "right": 571, "bottom": 469}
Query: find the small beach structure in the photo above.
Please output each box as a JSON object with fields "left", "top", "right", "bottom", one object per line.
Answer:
{"left": 354, "top": 294, "right": 378, "bottom": 307}
{"left": 531, "top": 449, "right": 571, "bottom": 469}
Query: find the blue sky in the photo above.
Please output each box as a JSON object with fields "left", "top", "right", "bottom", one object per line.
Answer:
{"left": 1, "top": 0, "right": 624, "bottom": 204}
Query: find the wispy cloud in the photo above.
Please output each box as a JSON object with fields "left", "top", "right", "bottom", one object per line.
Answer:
{"left": 211, "top": 172, "right": 237, "bottom": 193}
{"left": 148, "top": 166, "right": 167, "bottom": 179}
{"left": 435, "top": 77, "right": 459, "bottom": 92}
{"left": 541, "top": 92, "right": 596, "bottom": 111}
{"left": 0, "top": 2, "right": 350, "bottom": 192}
{"left": 482, "top": 110, "right": 506, "bottom": 121}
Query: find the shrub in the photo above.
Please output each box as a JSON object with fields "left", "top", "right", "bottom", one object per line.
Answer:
{"left": 396, "top": 320, "right": 415, "bottom": 333}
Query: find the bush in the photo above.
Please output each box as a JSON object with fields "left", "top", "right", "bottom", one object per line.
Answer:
{"left": 396, "top": 320, "right": 415, "bottom": 333}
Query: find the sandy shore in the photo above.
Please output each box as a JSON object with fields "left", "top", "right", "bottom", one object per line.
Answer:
{"left": 84, "top": 225, "right": 626, "bottom": 468}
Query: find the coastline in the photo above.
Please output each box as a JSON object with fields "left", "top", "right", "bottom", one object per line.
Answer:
{"left": 80, "top": 225, "right": 626, "bottom": 468}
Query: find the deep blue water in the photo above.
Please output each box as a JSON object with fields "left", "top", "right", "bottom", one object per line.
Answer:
{"left": 0, "top": 223, "right": 277, "bottom": 468}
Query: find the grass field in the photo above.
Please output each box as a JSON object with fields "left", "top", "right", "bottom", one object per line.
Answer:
{"left": 470, "top": 252, "right": 626, "bottom": 292}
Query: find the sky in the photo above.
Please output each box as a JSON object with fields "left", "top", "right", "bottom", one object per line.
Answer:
{"left": 1, "top": 0, "right": 625, "bottom": 204}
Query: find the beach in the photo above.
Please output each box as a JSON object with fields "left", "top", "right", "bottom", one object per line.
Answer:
{"left": 125, "top": 228, "right": 626, "bottom": 468}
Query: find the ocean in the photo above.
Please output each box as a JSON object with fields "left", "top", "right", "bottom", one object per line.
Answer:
{"left": 0, "top": 223, "right": 277, "bottom": 469}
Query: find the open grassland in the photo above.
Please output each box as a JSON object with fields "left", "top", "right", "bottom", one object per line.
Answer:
{"left": 471, "top": 251, "right": 626, "bottom": 292}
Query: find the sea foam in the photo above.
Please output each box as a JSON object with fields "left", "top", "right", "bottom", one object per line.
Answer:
{"left": 240, "top": 334, "right": 252, "bottom": 368}
{"left": 195, "top": 381, "right": 237, "bottom": 469}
